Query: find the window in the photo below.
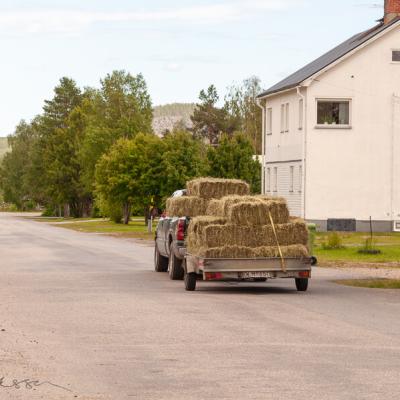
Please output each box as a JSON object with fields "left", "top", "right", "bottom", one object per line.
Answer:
{"left": 280, "top": 103, "right": 290, "bottom": 132}
{"left": 299, "top": 165, "right": 303, "bottom": 193}
{"left": 392, "top": 50, "right": 400, "bottom": 62}
{"left": 266, "top": 168, "right": 271, "bottom": 192}
{"left": 285, "top": 103, "right": 289, "bottom": 132}
{"left": 317, "top": 99, "right": 350, "bottom": 127}
{"left": 290, "top": 166, "right": 294, "bottom": 193}
{"left": 273, "top": 167, "right": 278, "bottom": 192}
{"left": 280, "top": 104, "right": 285, "bottom": 133}
{"left": 267, "top": 108, "right": 272, "bottom": 135}
{"left": 298, "top": 99, "right": 303, "bottom": 130}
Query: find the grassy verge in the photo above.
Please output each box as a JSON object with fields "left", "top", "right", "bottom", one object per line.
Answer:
{"left": 313, "top": 231, "right": 400, "bottom": 268}
{"left": 47, "top": 219, "right": 156, "bottom": 241}
{"left": 335, "top": 279, "right": 400, "bottom": 289}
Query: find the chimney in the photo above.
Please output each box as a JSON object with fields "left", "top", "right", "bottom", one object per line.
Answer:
{"left": 385, "top": 0, "right": 400, "bottom": 24}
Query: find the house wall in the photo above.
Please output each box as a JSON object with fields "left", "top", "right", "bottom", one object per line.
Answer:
{"left": 305, "top": 25, "right": 400, "bottom": 229}
{"left": 263, "top": 89, "right": 304, "bottom": 217}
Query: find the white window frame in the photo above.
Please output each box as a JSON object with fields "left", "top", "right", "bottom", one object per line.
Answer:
{"left": 391, "top": 48, "right": 400, "bottom": 63}
{"left": 273, "top": 167, "right": 278, "bottom": 192}
{"left": 280, "top": 104, "right": 285, "bottom": 133}
{"left": 267, "top": 108, "right": 272, "bottom": 135}
{"left": 299, "top": 165, "right": 303, "bottom": 193}
{"left": 315, "top": 98, "right": 352, "bottom": 129}
{"left": 285, "top": 103, "right": 289, "bottom": 132}
{"left": 298, "top": 99, "right": 303, "bottom": 130}
{"left": 266, "top": 168, "right": 271, "bottom": 192}
{"left": 289, "top": 166, "right": 294, "bottom": 193}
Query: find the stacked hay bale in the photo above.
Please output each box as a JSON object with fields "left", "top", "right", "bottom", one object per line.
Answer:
{"left": 165, "top": 178, "right": 250, "bottom": 218}
{"left": 166, "top": 178, "right": 309, "bottom": 259}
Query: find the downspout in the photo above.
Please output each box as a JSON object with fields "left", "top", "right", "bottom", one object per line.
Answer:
{"left": 390, "top": 94, "right": 400, "bottom": 228}
{"left": 256, "top": 98, "right": 266, "bottom": 194}
{"left": 296, "top": 86, "right": 307, "bottom": 220}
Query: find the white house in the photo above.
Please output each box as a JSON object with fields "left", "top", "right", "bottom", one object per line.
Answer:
{"left": 257, "top": 0, "right": 400, "bottom": 232}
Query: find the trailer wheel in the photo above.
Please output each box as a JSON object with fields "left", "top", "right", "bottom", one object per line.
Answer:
{"left": 295, "top": 278, "right": 309, "bottom": 292}
{"left": 184, "top": 273, "right": 197, "bottom": 291}
{"left": 154, "top": 245, "right": 168, "bottom": 272}
{"left": 168, "top": 244, "right": 184, "bottom": 280}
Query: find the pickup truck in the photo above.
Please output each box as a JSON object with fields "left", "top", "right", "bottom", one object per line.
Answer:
{"left": 154, "top": 190, "right": 315, "bottom": 291}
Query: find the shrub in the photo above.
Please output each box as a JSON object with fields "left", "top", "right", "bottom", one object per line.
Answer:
{"left": 358, "top": 237, "right": 381, "bottom": 255}
{"left": 321, "top": 232, "right": 345, "bottom": 250}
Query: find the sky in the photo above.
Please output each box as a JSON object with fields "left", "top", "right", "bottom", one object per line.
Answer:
{"left": 0, "top": 0, "right": 383, "bottom": 136}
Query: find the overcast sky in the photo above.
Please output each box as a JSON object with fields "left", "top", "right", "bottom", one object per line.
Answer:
{"left": 0, "top": 0, "right": 383, "bottom": 136}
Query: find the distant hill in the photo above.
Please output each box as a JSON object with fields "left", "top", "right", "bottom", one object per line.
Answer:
{"left": 153, "top": 103, "right": 196, "bottom": 136}
{"left": 0, "top": 137, "right": 10, "bottom": 160}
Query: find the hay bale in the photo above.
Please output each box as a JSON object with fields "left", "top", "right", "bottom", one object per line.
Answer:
{"left": 186, "top": 178, "right": 250, "bottom": 199}
{"left": 166, "top": 196, "right": 208, "bottom": 217}
{"left": 193, "top": 244, "right": 309, "bottom": 259}
{"left": 253, "top": 244, "right": 309, "bottom": 258}
{"left": 195, "top": 220, "right": 308, "bottom": 249}
{"left": 186, "top": 216, "right": 227, "bottom": 250}
{"left": 228, "top": 200, "right": 289, "bottom": 226}
{"left": 206, "top": 196, "right": 261, "bottom": 217}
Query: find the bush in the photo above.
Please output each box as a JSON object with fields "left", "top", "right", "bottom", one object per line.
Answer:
{"left": 308, "top": 224, "right": 316, "bottom": 253}
{"left": 321, "top": 232, "right": 345, "bottom": 250}
{"left": 358, "top": 238, "right": 381, "bottom": 255}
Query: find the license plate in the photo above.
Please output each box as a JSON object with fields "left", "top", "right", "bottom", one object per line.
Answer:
{"left": 239, "top": 272, "right": 272, "bottom": 279}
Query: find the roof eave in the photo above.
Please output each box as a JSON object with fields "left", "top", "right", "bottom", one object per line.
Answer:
{"left": 258, "top": 18, "right": 400, "bottom": 100}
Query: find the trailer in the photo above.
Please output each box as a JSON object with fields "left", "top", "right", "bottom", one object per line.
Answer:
{"left": 182, "top": 252, "right": 313, "bottom": 291}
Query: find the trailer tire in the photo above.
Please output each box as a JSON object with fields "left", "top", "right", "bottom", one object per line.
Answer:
{"left": 295, "top": 278, "right": 309, "bottom": 292}
{"left": 184, "top": 273, "right": 197, "bottom": 291}
{"left": 169, "top": 244, "right": 184, "bottom": 280}
{"left": 154, "top": 244, "right": 168, "bottom": 272}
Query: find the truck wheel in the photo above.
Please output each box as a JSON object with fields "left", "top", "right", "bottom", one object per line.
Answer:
{"left": 169, "top": 244, "right": 184, "bottom": 280}
{"left": 295, "top": 278, "right": 309, "bottom": 292}
{"left": 185, "top": 273, "right": 197, "bottom": 291}
{"left": 154, "top": 245, "right": 168, "bottom": 272}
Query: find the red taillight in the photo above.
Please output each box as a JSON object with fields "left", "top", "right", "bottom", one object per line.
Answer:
{"left": 205, "top": 272, "right": 223, "bottom": 281}
{"left": 299, "top": 271, "right": 310, "bottom": 278}
{"left": 176, "top": 219, "right": 185, "bottom": 241}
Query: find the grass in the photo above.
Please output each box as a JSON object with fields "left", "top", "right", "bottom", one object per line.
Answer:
{"left": 313, "top": 231, "right": 400, "bottom": 267}
{"left": 335, "top": 279, "right": 400, "bottom": 289}
{"left": 48, "top": 218, "right": 157, "bottom": 240}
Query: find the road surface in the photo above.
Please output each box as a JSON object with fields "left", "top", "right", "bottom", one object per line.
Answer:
{"left": 0, "top": 213, "right": 400, "bottom": 400}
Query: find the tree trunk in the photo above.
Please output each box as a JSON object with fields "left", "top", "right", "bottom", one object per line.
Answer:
{"left": 123, "top": 202, "right": 131, "bottom": 225}
{"left": 144, "top": 205, "right": 149, "bottom": 226}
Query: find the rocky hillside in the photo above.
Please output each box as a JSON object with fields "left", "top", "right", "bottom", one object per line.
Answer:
{"left": 153, "top": 103, "right": 195, "bottom": 136}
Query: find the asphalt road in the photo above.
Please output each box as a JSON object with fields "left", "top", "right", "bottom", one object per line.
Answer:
{"left": 1, "top": 213, "right": 400, "bottom": 400}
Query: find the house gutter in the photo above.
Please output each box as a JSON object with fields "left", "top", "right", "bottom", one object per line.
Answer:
{"left": 256, "top": 98, "right": 266, "bottom": 194}
{"left": 296, "top": 86, "right": 307, "bottom": 219}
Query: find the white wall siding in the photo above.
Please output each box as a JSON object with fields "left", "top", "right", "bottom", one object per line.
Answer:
{"left": 264, "top": 161, "right": 303, "bottom": 217}
{"left": 305, "top": 25, "right": 400, "bottom": 222}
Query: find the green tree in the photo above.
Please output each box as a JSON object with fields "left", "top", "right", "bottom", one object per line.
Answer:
{"left": 0, "top": 121, "right": 39, "bottom": 209}
{"left": 38, "top": 77, "right": 86, "bottom": 216}
{"left": 191, "top": 85, "right": 238, "bottom": 145}
{"left": 207, "top": 133, "right": 261, "bottom": 193}
{"left": 80, "top": 71, "right": 153, "bottom": 193}
{"left": 225, "top": 76, "right": 263, "bottom": 154}
{"left": 160, "top": 130, "right": 208, "bottom": 198}
{"left": 95, "top": 134, "right": 163, "bottom": 224}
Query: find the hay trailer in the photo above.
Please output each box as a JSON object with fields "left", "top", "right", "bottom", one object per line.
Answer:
{"left": 183, "top": 253, "right": 313, "bottom": 292}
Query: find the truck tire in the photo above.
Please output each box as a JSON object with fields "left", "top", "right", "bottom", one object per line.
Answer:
{"left": 154, "top": 245, "right": 168, "bottom": 272}
{"left": 168, "top": 243, "right": 184, "bottom": 280}
{"left": 185, "top": 272, "right": 197, "bottom": 291}
{"left": 295, "top": 278, "right": 309, "bottom": 292}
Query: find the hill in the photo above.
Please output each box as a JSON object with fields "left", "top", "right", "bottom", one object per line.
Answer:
{"left": 0, "top": 137, "right": 10, "bottom": 160}
{"left": 153, "top": 103, "right": 196, "bottom": 136}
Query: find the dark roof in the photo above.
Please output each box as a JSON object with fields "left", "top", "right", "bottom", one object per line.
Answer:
{"left": 258, "top": 18, "right": 400, "bottom": 98}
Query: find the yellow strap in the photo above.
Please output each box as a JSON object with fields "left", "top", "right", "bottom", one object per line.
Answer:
{"left": 268, "top": 211, "right": 287, "bottom": 272}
